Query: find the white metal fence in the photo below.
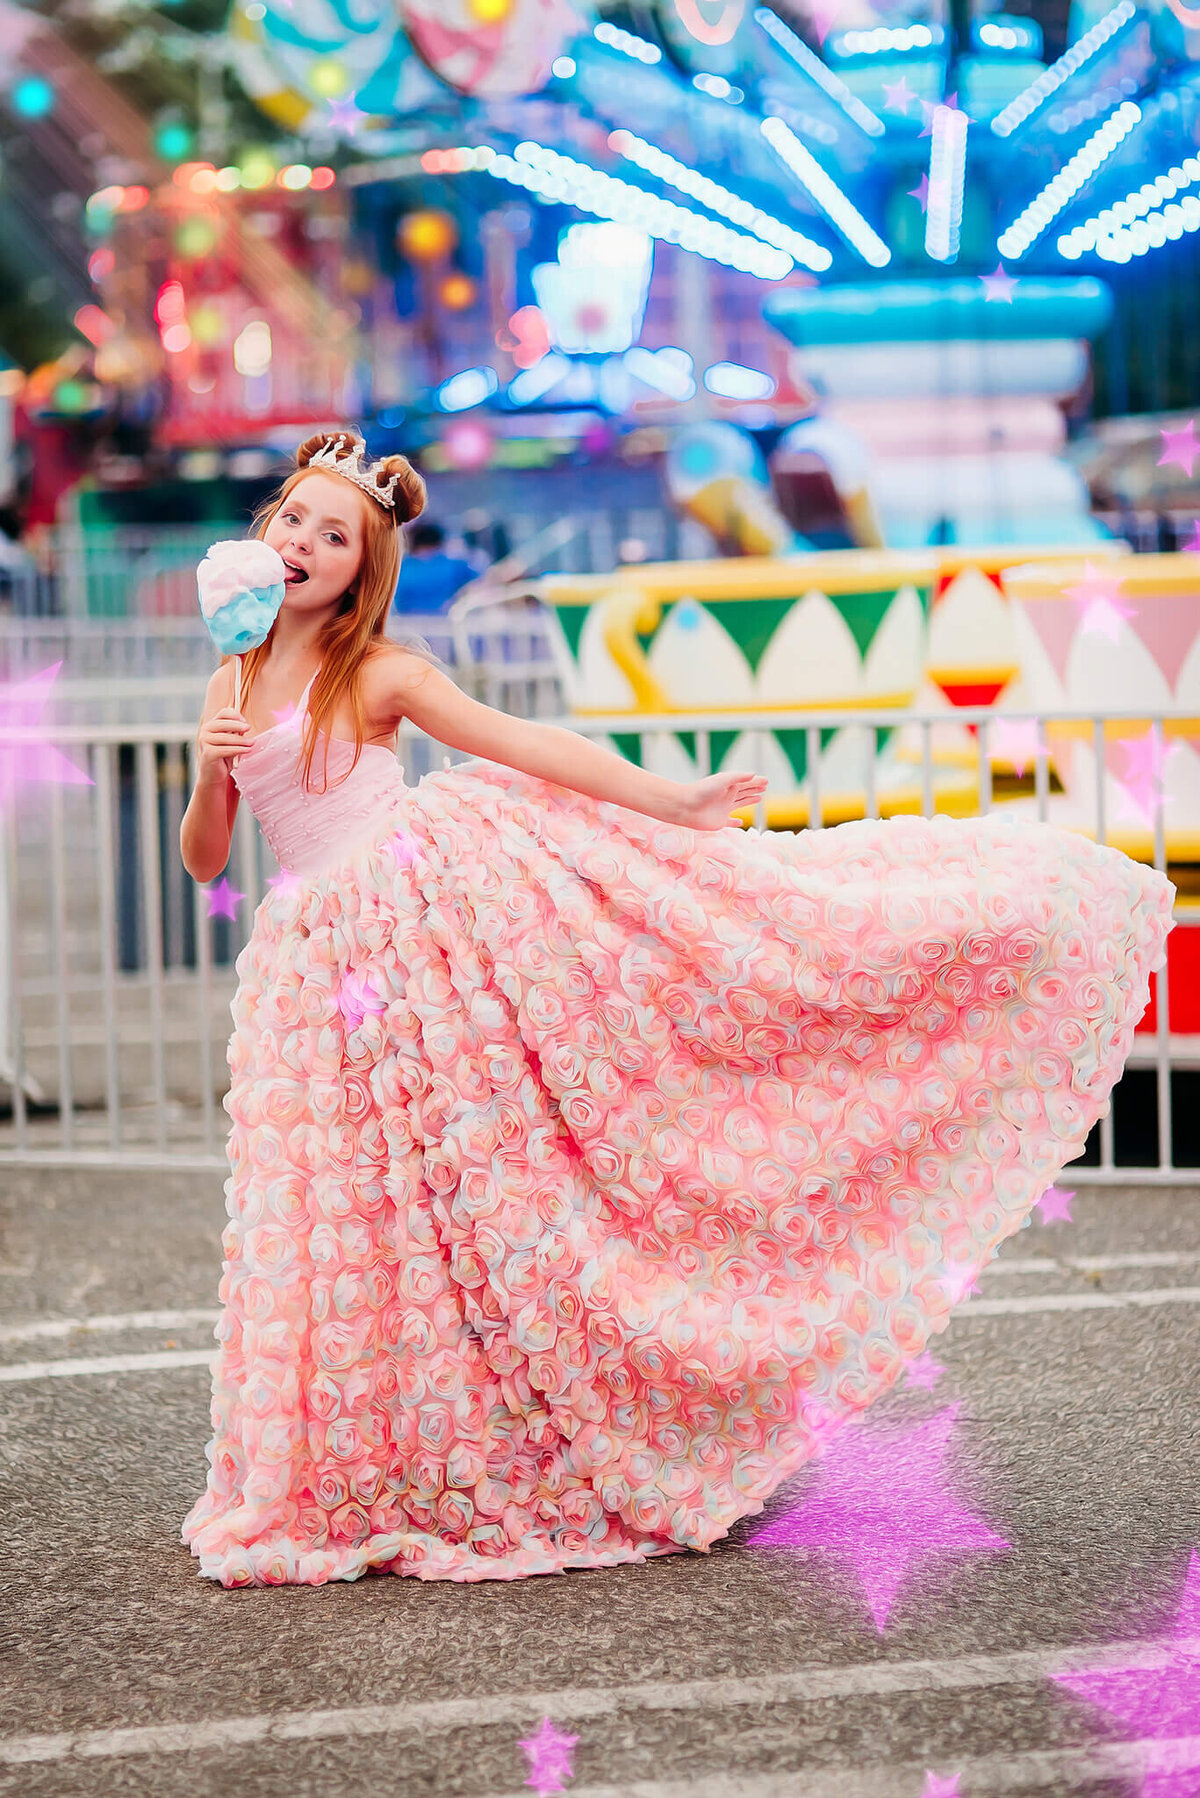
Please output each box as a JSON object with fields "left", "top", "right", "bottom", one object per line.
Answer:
{"left": 0, "top": 700, "right": 1189, "bottom": 1180}
{"left": 0, "top": 508, "right": 701, "bottom": 641}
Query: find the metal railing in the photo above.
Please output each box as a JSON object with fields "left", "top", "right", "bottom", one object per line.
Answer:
{"left": 0, "top": 700, "right": 1188, "bottom": 1178}
{"left": 1091, "top": 509, "right": 1198, "bottom": 554}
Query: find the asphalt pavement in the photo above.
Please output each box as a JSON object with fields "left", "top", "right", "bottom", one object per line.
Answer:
{"left": 3, "top": 1168, "right": 1200, "bottom": 1798}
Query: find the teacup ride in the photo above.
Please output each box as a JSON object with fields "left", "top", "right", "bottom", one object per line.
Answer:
{"left": 887, "top": 542, "right": 1132, "bottom": 789}
{"left": 1002, "top": 552, "right": 1200, "bottom": 1037}
{"left": 1001, "top": 554, "right": 1200, "bottom": 857}
{"left": 536, "top": 549, "right": 988, "bottom": 829}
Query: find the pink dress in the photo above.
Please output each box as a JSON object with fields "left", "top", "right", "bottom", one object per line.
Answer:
{"left": 181, "top": 659, "right": 1175, "bottom": 1587}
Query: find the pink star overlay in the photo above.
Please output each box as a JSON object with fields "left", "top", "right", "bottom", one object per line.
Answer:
{"left": 1050, "top": 1549, "right": 1200, "bottom": 1798}
{"left": 905, "top": 1351, "right": 946, "bottom": 1392}
{"left": 1062, "top": 561, "right": 1137, "bottom": 642}
{"left": 1036, "top": 1184, "right": 1076, "bottom": 1225}
{"left": 324, "top": 94, "right": 365, "bottom": 136}
{"left": 981, "top": 264, "right": 1017, "bottom": 302}
{"left": 806, "top": 0, "right": 842, "bottom": 44}
{"left": 334, "top": 967, "right": 388, "bottom": 1032}
{"left": 922, "top": 1773, "right": 964, "bottom": 1797}
{"left": 990, "top": 717, "right": 1042, "bottom": 779}
{"left": 746, "top": 1405, "right": 1011, "bottom": 1631}
{"left": 519, "top": 1716, "right": 580, "bottom": 1795}
{"left": 882, "top": 74, "right": 918, "bottom": 113}
{"left": 0, "top": 663, "right": 95, "bottom": 814}
{"left": 1158, "top": 418, "right": 1198, "bottom": 479}
{"left": 204, "top": 876, "right": 243, "bottom": 922}
{"left": 1112, "top": 731, "right": 1181, "bottom": 829}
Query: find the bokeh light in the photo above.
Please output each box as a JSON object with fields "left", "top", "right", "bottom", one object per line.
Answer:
{"left": 309, "top": 60, "right": 350, "bottom": 98}
{"left": 154, "top": 121, "right": 194, "bottom": 161}
{"left": 440, "top": 272, "right": 478, "bottom": 310}
{"left": 13, "top": 77, "right": 54, "bottom": 119}
{"left": 238, "top": 152, "right": 276, "bottom": 190}
{"left": 400, "top": 209, "right": 458, "bottom": 262}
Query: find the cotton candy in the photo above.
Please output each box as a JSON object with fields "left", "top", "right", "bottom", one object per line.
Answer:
{"left": 197, "top": 539, "right": 287, "bottom": 655}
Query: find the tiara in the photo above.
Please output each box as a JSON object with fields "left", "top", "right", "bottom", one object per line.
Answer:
{"left": 307, "top": 435, "right": 402, "bottom": 510}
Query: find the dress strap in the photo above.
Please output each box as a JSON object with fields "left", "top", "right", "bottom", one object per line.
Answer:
{"left": 298, "top": 662, "right": 322, "bottom": 711}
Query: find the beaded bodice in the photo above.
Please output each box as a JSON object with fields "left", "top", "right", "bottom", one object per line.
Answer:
{"left": 230, "top": 658, "right": 410, "bottom": 877}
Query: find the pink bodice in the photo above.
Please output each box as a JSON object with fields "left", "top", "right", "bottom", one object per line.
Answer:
{"left": 230, "top": 658, "right": 410, "bottom": 877}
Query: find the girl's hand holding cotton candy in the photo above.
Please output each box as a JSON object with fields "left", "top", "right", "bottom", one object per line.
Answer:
{"left": 197, "top": 540, "right": 287, "bottom": 654}
{"left": 195, "top": 707, "right": 254, "bottom": 789}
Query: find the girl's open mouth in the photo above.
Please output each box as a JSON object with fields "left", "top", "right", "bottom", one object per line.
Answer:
{"left": 283, "top": 561, "right": 309, "bottom": 585}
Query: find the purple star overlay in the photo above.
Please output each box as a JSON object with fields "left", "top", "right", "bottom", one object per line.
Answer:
{"left": 808, "top": 0, "right": 840, "bottom": 46}
{"left": 918, "top": 93, "right": 968, "bottom": 137}
{"left": 1050, "top": 1549, "right": 1200, "bottom": 1798}
{"left": 204, "top": 876, "right": 244, "bottom": 921}
{"left": 746, "top": 1404, "right": 1010, "bottom": 1631}
{"left": 335, "top": 967, "right": 388, "bottom": 1032}
{"left": 266, "top": 867, "right": 304, "bottom": 898}
{"left": 324, "top": 93, "right": 365, "bottom": 137}
{"left": 1158, "top": 419, "right": 1198, "bottom": 478}
{"left": 981, "top": 263, "right": 1017, "bottom": 303}
{"left": 1182, "top": 519, "right": 1200, "bottom": 553}
{"left": 0, "top": 663, "right": 94, "bottom": 813}
{"left": 882, "top": 74, "right": 918, "bottom": 113}
{"left": 382, "top": 825, "right": 423, "bottom": 870}
{"left": 922, "top": 1773, "right": 964, "bottom": 1797}
{"left": 909, "top": 174, "right": 930, "bottom": 212}
{"left": 905, "top": 1351, "right": 946, "bottom": 1392}
{"left": 1036, "top": 1184, "right": 1076, "bottom": 1226}
{"left": 944, "top": 1267, "right": 982, "bottom": 1304}
{"left": 519, "top": 1716, "right": 580, "bottom": 1795}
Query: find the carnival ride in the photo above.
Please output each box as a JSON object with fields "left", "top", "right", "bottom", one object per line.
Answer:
{"left": 5, "top": 0, "right": 1200, "bottom": 1026}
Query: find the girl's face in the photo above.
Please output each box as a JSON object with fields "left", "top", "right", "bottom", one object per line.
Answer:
{"left": 264, "top": 473, "right": 368, "bottom": 613}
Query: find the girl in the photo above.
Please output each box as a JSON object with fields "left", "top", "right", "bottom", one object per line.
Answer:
{"left": 180, "top": 430, "right": 1174, "bottom": 1589}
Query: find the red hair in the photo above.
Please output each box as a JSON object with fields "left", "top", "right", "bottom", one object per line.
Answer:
{"left": 223, "top": 431, "right": 439, "bottom": 794}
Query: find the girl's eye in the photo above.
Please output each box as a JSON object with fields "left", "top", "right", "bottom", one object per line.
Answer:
{"left": 327, "top": 534, "right": 344, "bottom": 545}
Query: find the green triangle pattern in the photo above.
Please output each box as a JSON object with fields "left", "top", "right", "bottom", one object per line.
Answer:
{"left": 552, "top": 585, "right": 931, "bottom": 674}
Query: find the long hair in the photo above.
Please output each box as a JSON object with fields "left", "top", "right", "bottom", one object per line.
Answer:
{"left": 222, "top": 430, "right": 446, "bottom": 795}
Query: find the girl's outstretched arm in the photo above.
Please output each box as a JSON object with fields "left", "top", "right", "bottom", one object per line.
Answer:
{"left": 383, "top": 649, "right": 766, "bottom": 829}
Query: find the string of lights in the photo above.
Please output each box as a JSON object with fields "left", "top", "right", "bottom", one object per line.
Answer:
{"left": 996, "top": 99, "right": 1143, "bottom": 259}
{"left": 990, "top": 0, "right": 1137, "bottom": 139}
{"left": 421, "top": 142, "right": 794, "bottom": 281}
{"left": 925, "top": 105, "right": 969, "bottom": 264}
{"left": 1057, "top": 157, "right": 1200, "bottom": 258}
{"left": 760, "top": 115, "right": 891, "bottom": 267}
{"left": 753, "top": 7, "right": 885, "bottom": 140}
{"left": 607, "top": 128, "right": 832, "bottom": 272}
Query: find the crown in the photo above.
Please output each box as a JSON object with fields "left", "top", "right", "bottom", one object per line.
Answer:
{"left": 307, "top": 435, "right": 402, "bottom": 510}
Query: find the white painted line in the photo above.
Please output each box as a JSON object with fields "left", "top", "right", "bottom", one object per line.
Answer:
{"left": 3, "top": 1636, "right": 1198, "bottom": 1768}
{"left": 4, "top": 1282, "right": 1200, "bottom": 1383}
{"left": 959, "top": 1284, "right": 1200, "bottom": 1317}
{"left": 0, "top": 1307, "right": 219, "bottom": 1345}
{"left": 0, "top": 1348, "right": 214, "bottom": 1383}
{"left": 984, "top": 1251, "right": 1200, "bottom": 1275}
{"left": 469, "top": 1734, "right": 1200, "bottom": 1798}
{"left": 1, "top": 1252, "right": 1194, "bottom": 1354}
